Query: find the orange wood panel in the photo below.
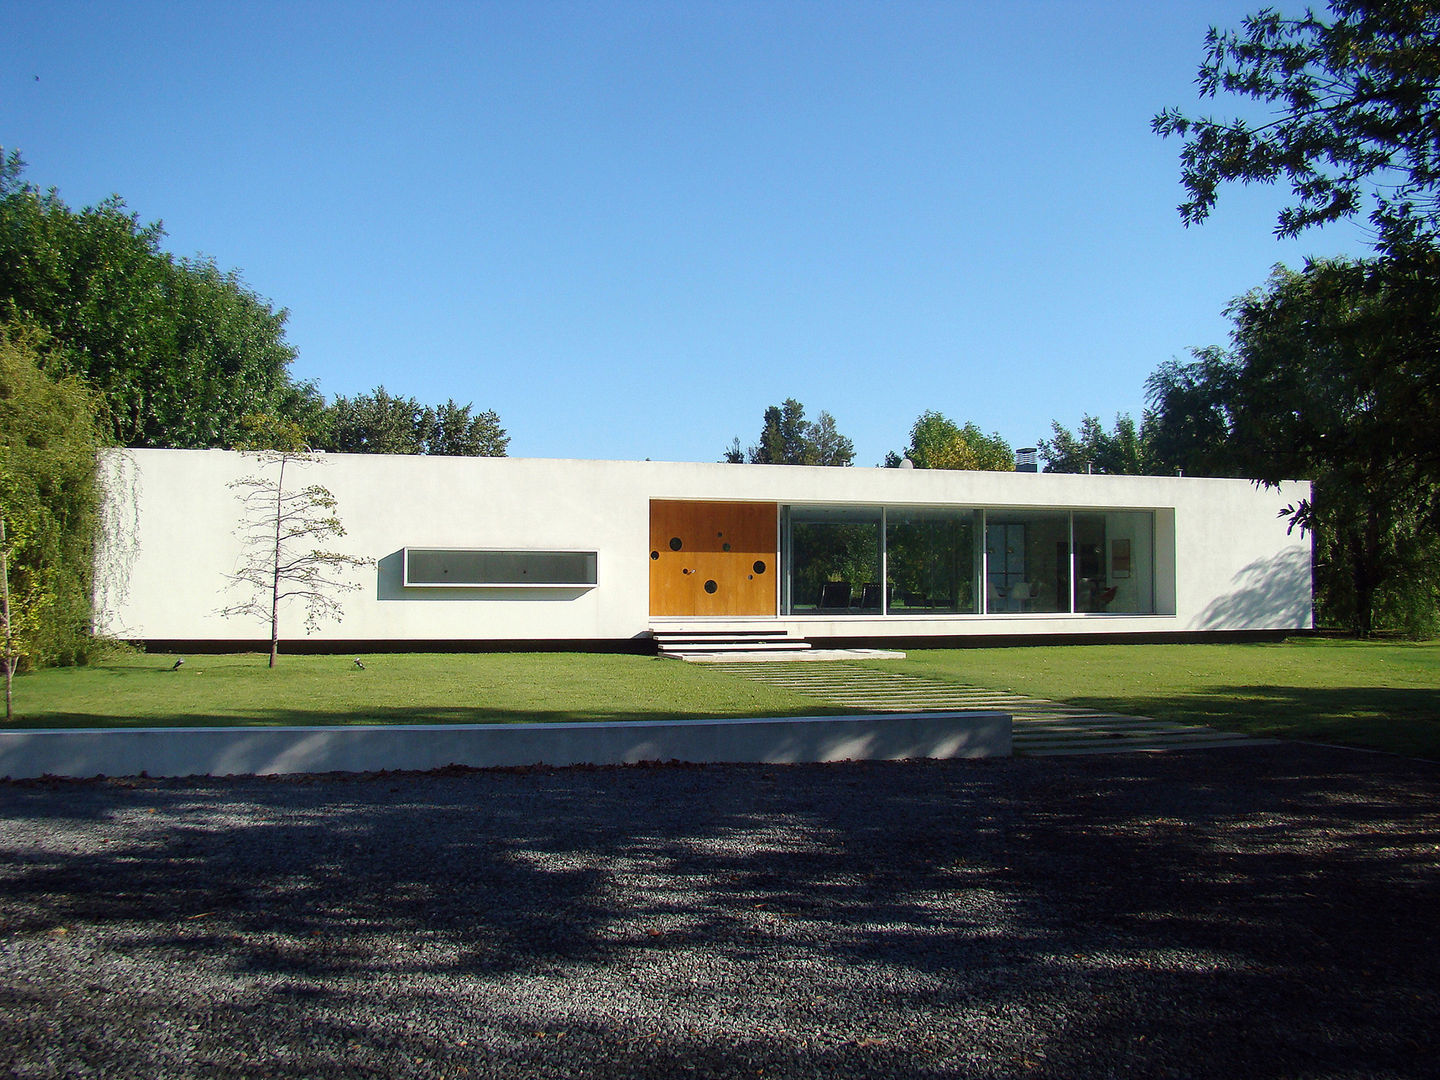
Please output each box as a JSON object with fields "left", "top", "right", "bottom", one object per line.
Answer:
{"left": 649, "top": 500, "right": 778, "bottom": 617}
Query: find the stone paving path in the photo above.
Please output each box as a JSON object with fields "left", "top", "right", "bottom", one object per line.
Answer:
{"left": 707, "top": 661, "right": 1277, "bottom": 756}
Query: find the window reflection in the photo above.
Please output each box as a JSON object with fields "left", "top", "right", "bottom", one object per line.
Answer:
{"left": 785, "top": 507, "right": 882, "bottom": 614}
{"left": 781, "top": 505, "right": 1155, "bottom": 616}
{"left": 984, "top": 512, "right": 1070, "bottom": 613}
{"left": 886, "top": 510, "right": 980, "bottom": 614}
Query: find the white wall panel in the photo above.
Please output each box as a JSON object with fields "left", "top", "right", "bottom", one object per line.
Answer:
{"left": 96, "top": 450, "right": 1311, "bottom": 643}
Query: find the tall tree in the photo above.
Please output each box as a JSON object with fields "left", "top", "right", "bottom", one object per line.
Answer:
{"left": 726, "top": 399, "right": 854, "bottom": 466}
{"left": 1146, "top": 257, "right": 1440, "bottom": 636}
{"left": 425, "top": 399, "right": 510, "bottom": 457}
{"left": 161, "top": 257, "right": 303, "bottom": 447}
{"left": 1154, "top": 1, "right": 1440, "bottom": 636}
{"left": 0, "top": 514, "right": 16, "bottom": 720}
{"left": 318, "top": 387, "right": 509, "bottom": 456}
{"left": 887, "top": 411, "right": 1013, "bottom": 471}
{"left": 219, "top": 451, "right": 373, "bottom": 668}
{"left": 805, "top": 410, "right": 854, "bottom": 469}
{"left": 0, "top": 323, "right": 103, "bottom": 682}
{"left": 1144, "top": 348, "right": 1240, "bottom": 478}
{"left": 1154, "top": 0, "right": 1440, "bottom": 253}
{"left": 322, "top": 387, "right": 427, "bottom": 454}
{"left": 0, "top": 150, "right": 304, "bottom": 448}
{"left": 1039, "top": 413, "right": 1156, "bottom": 475}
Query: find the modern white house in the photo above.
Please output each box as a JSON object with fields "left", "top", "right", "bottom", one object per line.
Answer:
{"left": 95, "top": 448, "right": 1313, "bottom": 651}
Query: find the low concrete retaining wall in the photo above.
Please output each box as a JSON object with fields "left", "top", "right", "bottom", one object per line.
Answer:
{"left": 0, "top": 712, "right": 1010, "bottom": 780}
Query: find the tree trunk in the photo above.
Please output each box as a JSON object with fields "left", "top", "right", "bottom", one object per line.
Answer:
{"left": 269, "top": 458, "right": 285, "bottom": 668}
{"left": 269, "top": 590, "right": 279, "bottom": 669}
{"left": 1349, "top": 511, "right": 1383, "bottom": 639}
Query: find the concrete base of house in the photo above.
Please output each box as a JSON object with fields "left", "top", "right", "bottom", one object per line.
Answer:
{"left": 125, "top": 628, "right": 1307, "bottom": 658}
{"left": 0, "top": 711, "right": 1012, "bottom": 780}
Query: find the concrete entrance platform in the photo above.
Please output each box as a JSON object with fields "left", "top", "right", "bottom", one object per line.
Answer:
{"left": 675, "top": 648, "right": 907, "bottom": 663}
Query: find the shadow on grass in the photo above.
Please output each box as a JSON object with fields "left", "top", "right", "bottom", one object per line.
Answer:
{"left": 8, "top": 701, "right": 858, "bottom": 730}
{"left": 1056, "top": 685, "right": 1440, "bottom": 758}
{"left": 0, "top": 747, "right": 1436, "bottom": 1078}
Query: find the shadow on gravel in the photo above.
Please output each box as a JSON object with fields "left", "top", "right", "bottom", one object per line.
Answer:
{"left": 0, "top": 745, "right": 1437, "bottom": 1079}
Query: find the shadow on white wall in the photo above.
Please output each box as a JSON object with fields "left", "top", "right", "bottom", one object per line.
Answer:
{"left": 1194, "top": 546, "right": 1313, "bottom": 631}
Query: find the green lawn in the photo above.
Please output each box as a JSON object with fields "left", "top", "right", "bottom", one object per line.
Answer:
{"left": 6, "top": 651, "right": 841, "bottom": 729}
{"left": 864, "top": 638, "right": 1440, "bottom": 758}
{"left": 7, "top": 638, "right": 1439, "bottom": 759}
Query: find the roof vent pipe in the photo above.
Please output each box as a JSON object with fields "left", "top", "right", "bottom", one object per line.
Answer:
{"left": 1015, "top": 447, "right": 1038, "bottom": 473}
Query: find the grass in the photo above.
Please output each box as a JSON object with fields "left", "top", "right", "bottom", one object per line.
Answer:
{"left": 6, "top": 651, "right": 843, "bottom": 729}
{"left": 862, "top": 637, "right": 1440, "bottom": 759}
{"left": 7, "top": 638, "right": 1439, "bottom": 758}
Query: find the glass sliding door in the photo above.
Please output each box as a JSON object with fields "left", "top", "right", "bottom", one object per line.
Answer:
{"left": 783, "top": 506, "right": 883, "bottom": 615}
{"left": 885, "top": 509, "right": 981, "bottom": 614}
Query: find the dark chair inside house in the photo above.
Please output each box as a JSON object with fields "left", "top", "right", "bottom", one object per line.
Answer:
{"left": 859, "top": 583, "right": 883, "bottom": 610}
{"left": 819, "top": 581, "right": 852, "bottom": 610}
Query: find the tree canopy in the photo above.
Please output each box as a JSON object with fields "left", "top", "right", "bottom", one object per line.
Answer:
{"left": 886, "top": 411, "right": 1013, "bottom": 471}
{"left": 725, "top": 399, "right": 855, "bottom": 466}
{"left": 1146, "top": 256, "right": 1440, "bottom": 636}
{"left": 318, "top": 387, "right": 510, "bottom": 457}
{"left": 1038, "top": 414, "right": 1155, "bottom": 475}
{"left": 1154, "top": 0, "right": 1440, "bottom": 253}
{"left": 1, "top": 152, "right": 510, "bottom": 461}
{"left": 0, "top": 323, "right": 103, "bottom": 675}
{"left": 1151, "top": 1, "right": 1440, "bottom": 636}
{"left": 0, "top": 150, "right": 305, "bottom": 448}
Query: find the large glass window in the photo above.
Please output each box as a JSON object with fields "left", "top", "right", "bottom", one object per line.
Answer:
{"left": 886, "top": 509, "right": 981, "bottom": 614}
{"left": 1072, "top": 512, "right": 1154, "bottom": 613}
{"left": 984, "top": 511, "right": 1070, "bottom": 613}
{"left": 784, "top": 507, "right": 882, "bottom": 614}
{"left": 780, "top": 505, "right": 1156, "bottom": 617}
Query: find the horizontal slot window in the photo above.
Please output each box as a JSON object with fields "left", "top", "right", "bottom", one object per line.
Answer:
{"left": 404, "top": 548, "right": 597, "bottom": 587}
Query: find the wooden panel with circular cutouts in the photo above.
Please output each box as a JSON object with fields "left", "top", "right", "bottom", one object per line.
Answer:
{"left": 648, "top": 500, "right": 778, "bottom": 617}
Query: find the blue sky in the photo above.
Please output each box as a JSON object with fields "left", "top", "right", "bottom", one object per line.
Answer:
{"left": 4, "top": 1, "right": 1370, "bottom": 465}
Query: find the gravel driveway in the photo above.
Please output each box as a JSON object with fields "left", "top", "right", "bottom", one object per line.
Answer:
{"left": 1, "top": 743, "right": 1437, "bottom": 1079}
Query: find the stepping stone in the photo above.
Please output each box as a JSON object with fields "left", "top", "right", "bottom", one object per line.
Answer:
{"left": 708, "top": 661, "right": 1270, "bottom": 757}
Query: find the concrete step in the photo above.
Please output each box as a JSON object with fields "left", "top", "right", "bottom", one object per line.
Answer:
{"left": 652, "top": 629, "right": 799, "bottom": 641}
{"left": 658, "top": 640, "right": 813, "bottom": 652}
{"left": 651, "top": 628, "right": 812, "bottom": 657}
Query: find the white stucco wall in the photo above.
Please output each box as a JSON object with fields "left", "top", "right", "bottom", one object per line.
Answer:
{"left": 95, "top": 449, "right": 1312, "bottom": 644}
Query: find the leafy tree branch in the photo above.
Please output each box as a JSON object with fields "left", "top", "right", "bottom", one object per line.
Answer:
{"left": 1154, "top": 0, "right": 1440, "bottom": 252}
